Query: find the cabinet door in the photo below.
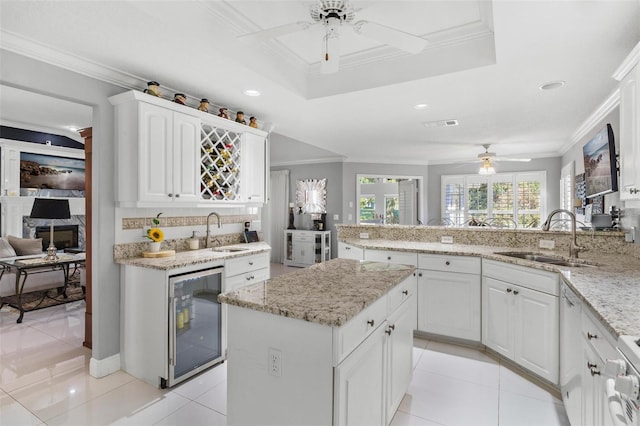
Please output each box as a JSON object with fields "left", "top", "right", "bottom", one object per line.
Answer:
{"left": 293, "top": 240, "right": 315, "bottom": 265}
{"left": 242, "top": 132, "right": 266, "bottom": 204}
{"left": 619, "top": 63, "right": 640, "bottom": 202}
{"left": 138, "top": 102, "right": 174, "bottom": 203}
{"left": 513, "top": 286, "right": 559, "bottom": 384}
{"left": 386, "top": 297, "right": 416, "bottom": 425}
{"left": 417, "top": 270, "right": 480, "bottom": 341}
{"left": 482, "top": 277, "right": 514, "bottom": 359}
{"left": 171, "top": 113, "right": 200, "bottom": 203}
{"left": 334, "top": 323, "right": 386, "bottom": 426}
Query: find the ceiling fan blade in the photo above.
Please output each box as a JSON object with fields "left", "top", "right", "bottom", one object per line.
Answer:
{"left": 353, "top": 20, "right": 427, "bottom": 54}
{"left": 493, "top": 157, "right": 532, "bottom": 162}
{"left": 238, "top": 21, "right": 314, "bottom": 42}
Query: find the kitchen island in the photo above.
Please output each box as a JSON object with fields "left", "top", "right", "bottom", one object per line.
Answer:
{"left": 219, "top": 258, "right": 416, "bottom": 426}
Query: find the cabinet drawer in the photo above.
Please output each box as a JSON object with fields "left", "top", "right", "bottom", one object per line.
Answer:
{"left": 581, "top": 308, "right": 618, "bottom": 362}
{"left": 292, "top": 231, "right": 316, "bottom": 241}
{"left": 364, "top": 249, "right": 418, "bottom": 266}
{"left": 225, "top": 267, "right": 269, "bottom": 292}
{"left": 334, "top": 295, "right": 388, "bottom": 363}
{"left": 482, "top": 259, "right": 559, "bottom": 296}
{"left": 418, "top": 254, "right": 480, "bottom": 274}
{"left": 225, "top": 252, "right": 270, "bottom": 277}
{"left": 388, "top": 277, "right": 416, "bottom": 314}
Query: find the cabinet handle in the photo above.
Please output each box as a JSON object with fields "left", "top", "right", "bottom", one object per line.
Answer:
{"left": 385, "top": 327, "right": 393, "bottom": 335}
{"left": 389, "top": 324, "right": 395, "bottom": 330}
{"left": 175, "top": 194, "right": 180, "bottom": 198}
{"left": 387, "top": 256, "right": 391, "bottom": 260}
{"left": 587, "top": 362, "right": 597, "bottom": 369}
{"left": 418, "top": 272, "right": 423, "bottom": 277}
{"left": 245, "top": 275, "right": 255, "bottom": 281}
{"left": 168, "top": 193, "right": 173, "bottom": 197}
{"left": 590, "top": 369, "right": 601, "bottom": 376}
{"left": 587, "top": 332, "right": 598, "bottom": 340}
{"left": 445, "top": 261, "right": 450, "bottom": 266}
{"left": 249, "top": 261, "right": 254, "bottom": 266}
{"left": 345, "top": 246, "right": 351, "bottom": 250}
{"left": 402, "top": 289, "right": 408, "bottom": 296}
{"left": 506, "top": 288, "right": 512, "bottom": 293}
{"left": 367, "top": 319, "right": 375, "bottom": 327}
{"left": 630, "top": 188, "right": 639, "bottom": 194}
{"left": 513, "top": 290, "right": 519, "bottom": 295}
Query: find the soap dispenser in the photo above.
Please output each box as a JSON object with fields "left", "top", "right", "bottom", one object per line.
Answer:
{"left": 189, "top": 231, "right": 199, "bottom": 250}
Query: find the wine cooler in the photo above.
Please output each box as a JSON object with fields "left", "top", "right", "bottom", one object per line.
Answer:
{"left": 164, "top": 266, "right": 225, "bottom": 387}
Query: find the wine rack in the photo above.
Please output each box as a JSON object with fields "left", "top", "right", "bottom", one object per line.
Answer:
{"left": 200, "top": 123, "right": 241, "bottom": 201}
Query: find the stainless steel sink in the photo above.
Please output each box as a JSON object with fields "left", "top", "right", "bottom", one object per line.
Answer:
{"left": 494, "top": 252, "right": 598, "bottom": 267}
{"left": 211, "top": 247, "right": 249, "bottom": 253}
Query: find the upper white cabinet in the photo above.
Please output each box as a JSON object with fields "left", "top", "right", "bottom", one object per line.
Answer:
{"left": 109, "top": 90, "right": 268, "bottom": 207}
{"left": 614, "top": 42, "right": 640, "bottom": 206}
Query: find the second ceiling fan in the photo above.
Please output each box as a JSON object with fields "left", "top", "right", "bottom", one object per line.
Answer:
{"left": 238, "top": 0, "right": 429, "bottom": 74}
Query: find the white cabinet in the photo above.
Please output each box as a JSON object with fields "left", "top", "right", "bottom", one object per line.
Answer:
{"left": 111, "top": 93, "right": 200, "bottom": 206}
{"left": 482, "top": 259, "right": 559, "bottom": 384}
{"left": 416, "top": 254, "right": 481, "bottom": 341}
{"left": 581, "top": 307, "right": 618, "bottom": 426}
{"left": 560, "top": 284, "right": 583, "bottom": 426}
{"left": 338, "top": 242, "right": 364, "bottom": 260}
{"left": 614, "top": 42, "right": 640, "bottom": 206}
{"left": 241, "top": 132, "right": 266, "bottom": 204}
{"left": 334, "top": 323, "right": 387, "bottom": 426}
{"left": 224, "top": 251, "right": 270, "bottom": 292}
{"left": 284, "top": 230, "right": 331, "bottom": 267}
{"left": 364, "top": 249, "right": 418, "bottom": 267}
{"left": 109, "top": 90, "right": 268, "bottom": 207}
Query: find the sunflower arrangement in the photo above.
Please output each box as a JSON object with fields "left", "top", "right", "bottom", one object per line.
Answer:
{"left": 146, "top": 213, "right": 164, "bottom": 242}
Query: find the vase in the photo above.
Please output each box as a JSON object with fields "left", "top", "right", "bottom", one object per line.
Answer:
{"left": 149, "top": 241, "right": 162, "bottom": 252}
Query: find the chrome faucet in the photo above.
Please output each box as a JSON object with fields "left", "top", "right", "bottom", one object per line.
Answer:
{"left": 205, "top": 212, "right": 221, "bottom": 248}
{"left": 541, "top": 209, "right": 587, "bottom": 258}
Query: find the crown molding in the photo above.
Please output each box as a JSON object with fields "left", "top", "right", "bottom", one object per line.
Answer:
{"left": 270, "top": 156, "right": 345, "bottom": 167}
{"left": 613, "top": 41, "right": 640, "bottom": 81}
{"left": 563, "top": 88, "right": 620, "bottom": 155}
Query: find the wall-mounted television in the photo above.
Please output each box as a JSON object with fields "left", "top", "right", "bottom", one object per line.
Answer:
{"left": 583, "top": 123, "right": 618, "bottom": 198}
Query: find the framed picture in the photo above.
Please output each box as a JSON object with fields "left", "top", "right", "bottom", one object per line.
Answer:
{"left": 20, "top": 152, "right": 85, "bottom": 192}
{"left": 582, "top": 124, "right": 618, "bottom": 198}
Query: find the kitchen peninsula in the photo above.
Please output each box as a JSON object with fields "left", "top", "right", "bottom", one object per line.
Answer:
{"left": 219, "top": 258, "right": 417, "bottom": 426}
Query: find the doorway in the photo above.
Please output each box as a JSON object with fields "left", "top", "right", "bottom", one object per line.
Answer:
{"left": 356, "top": 174, "right": 423, "bottom": 225}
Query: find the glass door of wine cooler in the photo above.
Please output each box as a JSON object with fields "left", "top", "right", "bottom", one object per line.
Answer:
{"left": 167, "top": 266, "right": 224, "bottom": 387}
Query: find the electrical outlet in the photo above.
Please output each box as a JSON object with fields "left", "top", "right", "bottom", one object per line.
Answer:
{"left": 360, "top": 232, "right": 369, "bottom": 239}
{"left": 268, "top": 348, "right": 282, "bottom": 377}
{"left": 348, "top": 213, "right": 353, "bottom": 221}
{"left": 539, "top": 239, "right": 555, "bottom": 249}
{"left": 333, "top": 214, "right": 339, "bottom": 220}
{"left": 441, "top": 236, "right": 453, "bottom": 244}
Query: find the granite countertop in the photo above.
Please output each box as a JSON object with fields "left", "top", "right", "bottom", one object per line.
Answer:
{"left": 218, "top": 258, "right": 416, "bottom": 327}
{"left": 342, "top": 239, "right": 640, "bottom": 338}
{"left": 115, "top": 242, "right": 271, "bottom": 270}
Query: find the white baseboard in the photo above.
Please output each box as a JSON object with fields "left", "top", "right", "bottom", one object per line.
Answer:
{"left": 89, "top": 353, "right": 121, "bottom": 378}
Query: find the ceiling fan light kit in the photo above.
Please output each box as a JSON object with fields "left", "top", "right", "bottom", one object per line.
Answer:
{"left": 479, "top": 158, "right": 496, "bottom": 175}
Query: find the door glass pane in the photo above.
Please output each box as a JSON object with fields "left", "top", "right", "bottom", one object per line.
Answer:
{"left": 360, "top": 196, "right": 377, "bottom": 223}
{"left": 173, "top": 270, "right": 222, "bottom": 380}
{"left": 384, "top": 195, "right": 399, "bottom": 224}
{"left": 444, "top": 182, "right": 465, "bottom": 226}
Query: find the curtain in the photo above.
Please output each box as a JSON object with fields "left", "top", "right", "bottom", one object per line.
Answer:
{"left": 264, "top": 170, "right": 289, "bottom": 263}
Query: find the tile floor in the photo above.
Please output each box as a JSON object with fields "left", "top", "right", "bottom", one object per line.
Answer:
{"left": 0, "top": 264, "right": 571, "bottom": 426}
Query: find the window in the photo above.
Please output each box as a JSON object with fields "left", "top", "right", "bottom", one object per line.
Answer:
{"left": 384, "top": 195, "right": 399, "bottom": 224}
{"left": 359, "top": 195, "right": 377, "bottom": 223}
{"left": 441, "top": 172, "right": 546, "bottom": 228}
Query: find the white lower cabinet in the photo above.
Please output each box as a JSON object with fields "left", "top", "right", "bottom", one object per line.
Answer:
{"left": 224, "top": 251, "right": 270, "bottom": 292}
{"left": 581, "top": 308, "right": 618, "bottom": 426}
{"left": 482, "top": 259, "right": 559, "bottom": 384}
{"left": 416, "top": 254, "right": 481, "bottom": 341}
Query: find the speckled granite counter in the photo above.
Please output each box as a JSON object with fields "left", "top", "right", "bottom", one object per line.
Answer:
{"left": 341, "top": 238, "right": 640, "bottom": 338}
{"left": 218, "top": 258, "right": 415, "bottom": 326}
{"left": 114, "top": 242, "right": 271, "bottom": 270}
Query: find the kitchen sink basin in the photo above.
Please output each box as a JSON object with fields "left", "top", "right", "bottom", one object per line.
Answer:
{"left": 211, "top": 247, "right": 249, "bottom": 253}
{"left": 494, "top": 252, "right": 598, "bottom": 268}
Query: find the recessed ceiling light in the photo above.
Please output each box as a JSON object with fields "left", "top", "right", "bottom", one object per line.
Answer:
{"left": 243, "top": 89, "right": 261, "bottom": 97}
{"left": 414, "top": 103, "right": 428, "bottom": 110}
{"left": 539, "top": 80, "right": 566, "bottom": 90}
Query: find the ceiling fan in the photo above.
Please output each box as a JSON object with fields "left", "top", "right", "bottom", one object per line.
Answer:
{"left": 468, "top": 144, "right": 531, "bottom": 175}
{"left": 238, "top": 0, "right": 428, "bottom": 74}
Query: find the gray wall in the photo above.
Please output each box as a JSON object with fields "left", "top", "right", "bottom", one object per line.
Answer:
{"left": 427, "top": 157, "right": 563, "bottom": 221}
{"left": 271, "top": 162, "right": 343, "bottom": 257}
{"left": 1, "top": 49, "right": 121, "bottom": 362}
